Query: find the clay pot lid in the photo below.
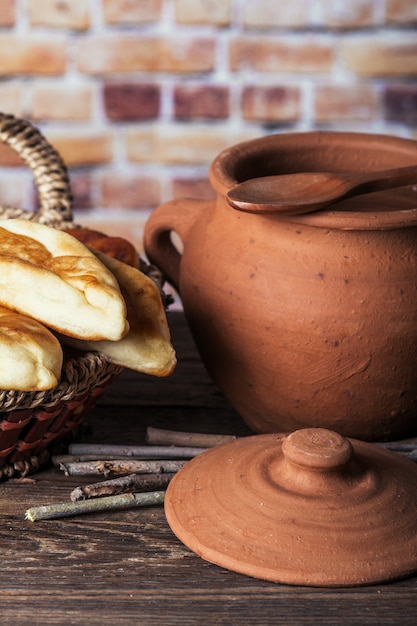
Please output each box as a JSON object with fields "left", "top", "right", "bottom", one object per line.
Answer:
{"left": 164, "top": 428, "right": 417, "bottom": 587}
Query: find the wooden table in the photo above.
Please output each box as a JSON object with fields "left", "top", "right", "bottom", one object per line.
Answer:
{"left": 1, "top": 312, "right": 416, "bottom": 625}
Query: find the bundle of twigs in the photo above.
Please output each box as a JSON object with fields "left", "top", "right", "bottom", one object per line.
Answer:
{"left": 25, "top": 427, "right": 236, "bottom": 521}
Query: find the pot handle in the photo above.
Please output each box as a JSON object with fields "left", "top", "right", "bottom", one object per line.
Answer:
{"left": 144, "top": 198, "right": 210, "bottom": 292}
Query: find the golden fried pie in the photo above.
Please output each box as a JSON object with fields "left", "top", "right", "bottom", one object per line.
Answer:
{"left": 0, "top": 219, "right": 128, "bottom": 341}
{"left": 0, "top": 304, "right": 63, "bottom": 390}
{"left": 60, "top": 250, "right": 177, "bottom": 377}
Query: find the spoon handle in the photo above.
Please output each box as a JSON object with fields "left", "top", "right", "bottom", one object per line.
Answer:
{"left": 352, "top": 164, "right": 417, "bottom": 195}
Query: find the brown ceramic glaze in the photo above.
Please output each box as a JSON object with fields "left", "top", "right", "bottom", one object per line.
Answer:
{"left": 144, "top": 132, "right": 417, "bottom": 440}
{"left": 165, "top": 428, "right": 417, "bottom": 587}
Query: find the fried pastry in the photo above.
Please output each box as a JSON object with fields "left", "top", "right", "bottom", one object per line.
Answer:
{"left": 0, "top": 219, "right": 128, "bottom": 341}
{"left": 0, "top": 304, "right": 63, "bottom": 390}
{"left": 60, "top": 250, "right": 177, "bottom": 377}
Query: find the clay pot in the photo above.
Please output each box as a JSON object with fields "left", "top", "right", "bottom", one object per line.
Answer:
{"left": 144, "top": 132, "right": 417, "bottom": 440}
{"left": 165, "top": 428, "right": 417, "bottom": 586}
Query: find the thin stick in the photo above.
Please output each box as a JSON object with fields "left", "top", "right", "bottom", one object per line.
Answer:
{"left": 25, "top": 490, "right": 165, "bottom": 522}
{"left": 52, "top": 454, "right": 132, "bottom": 466}
{"left": 376, "top": 439, "right": 417, "bottom": 452}
{"left": 146, "top": 426, "right": 237, "bottom": 448}
{"left": 404, "top": 450, "right": 417, "bottom": 462}
{"left": 69, "top": 443, "right": 206, "bottom": 459}
{"left": 385, "top": 449, "right": 417, "bottom": 462}
{"left": 70, "top": 472, "right": 176, "bottom": 501}
{"left": 58, "top": 459, "right": 187, "bottom": 477}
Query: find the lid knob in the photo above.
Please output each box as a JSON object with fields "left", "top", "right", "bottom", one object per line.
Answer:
{"left": 275, "top": 428, "right": 355, "bottom": 495}
{"left": 282, "top": 428, "right": 353, "bottom": 471}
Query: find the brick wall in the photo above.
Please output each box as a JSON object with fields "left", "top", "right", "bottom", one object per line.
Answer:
{"left": 0, "top": 0, "right": 416, "bottom": 257}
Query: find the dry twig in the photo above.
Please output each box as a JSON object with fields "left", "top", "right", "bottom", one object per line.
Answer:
{"left": 52, "top": 454, "right": 130, "bottom": 465}
{"left": 69, "top": 443, "right": 206, "bottom": 459}
{"left": 25, "top": 490, "right": 166, "bottom": 522}
{"left": 58, "top": 458, "right": 187, "bottom": 478}
{"left": 376, "top": 438, "right": 417, "bottom": 453}
{"left": 70, "top": 472, "right": 175, "bottom": 501}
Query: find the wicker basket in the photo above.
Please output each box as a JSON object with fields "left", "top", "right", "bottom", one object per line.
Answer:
{"left": 0, "top": 113, "right": 133, "bottom": 478}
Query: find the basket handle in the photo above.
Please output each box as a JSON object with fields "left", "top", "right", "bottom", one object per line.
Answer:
{"left": 0, "top": 112, "right": 73, "bottom": 225}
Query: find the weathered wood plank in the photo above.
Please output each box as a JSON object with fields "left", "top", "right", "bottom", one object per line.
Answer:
{"left": 1, "top": 312, "right": 417, "bottom": 624}
{"left": 101, "top": 312, "right": 226, "bottom": 408}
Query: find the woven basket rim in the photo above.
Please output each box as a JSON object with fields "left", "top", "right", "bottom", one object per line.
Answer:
{"left": 0, "top": 352, "right": 123, "bottom": 412}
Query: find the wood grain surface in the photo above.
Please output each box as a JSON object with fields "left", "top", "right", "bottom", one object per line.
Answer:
{"left": 1, "top": 312, "right": 416, "bottom": 625}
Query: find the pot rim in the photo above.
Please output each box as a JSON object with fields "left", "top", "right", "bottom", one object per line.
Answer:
{"left": 209, "top": 131, "right": 417, "bottom": 231}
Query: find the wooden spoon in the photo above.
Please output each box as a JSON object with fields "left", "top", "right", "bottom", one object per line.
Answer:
{"left": 226, "top": 164, "right": 417, "bottom": 215}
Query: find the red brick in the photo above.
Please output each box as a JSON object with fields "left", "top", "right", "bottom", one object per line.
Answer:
{"left": 103, "top": 0, "right": 162, "bottom": 24}
{"left": 312, "top": 0, "right": 375, "bottom": 28}
{"left": 341, "top": 33, "right": 417, "bottom": 76}
{"left": 241, "top": 85, "right": 301, "bottom": 123}
{"left": 103, "top": 83, "right": 160, "bottom": 121}
{"left": 69, "top": 173, "right": 92, "bottom": 211}
{"left": 230, "top": 36, "right": 333, "bottom": 73}
{"left": 172, "top": 177, "right": 216, "bottom": 201}
{"left": 384, "top": 84, "right": 417, "bottom": 123}
{"left": 386, "top": 0, "right": 417, "bottom": 24}
{"left": 0, "top": 143, "right": 25, "bottom": 167}
{"left": 242, "top": 0, "right": 311, "bottom": 29}
{"left": 27, "top": 0, "right": 90, "bottom": 30}
{"left": 0, "top": 172, "right": 31, "bottom": 210}
{"left": 0, "top": 84, "right": 23, "bottom": 117}
{"left": 126, "top": 124, "right": 259, "bottom": 165}
{"left": 31, "top": 83, "right": 93, "bottom": 120}
{"left": 0, "top": 36, "right": 67, "bottom": 76}
{"left": 242, "top": 0, "right": 376, "bottom": 29}
{"left": 99, "top": 174, "right": 161, "bottom": 209}
{"left": 77, "top": 36, "right": 216, "bottom": 74}
{"left": 174, "top": 85, "right": 229, "bottom": 120}
{"left": 175, "top": 0, "right": 231, "bottom": 26}
{"left": 48, "top": 133, "right": 114, "bottom": 167}
{"left": 314, "top": 84, "right": 378, "bottom": 121}
{"left": 0, "top": 0, "right": 15, "bottom": 26}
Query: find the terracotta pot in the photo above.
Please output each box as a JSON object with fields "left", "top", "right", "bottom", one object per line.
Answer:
{"left": 165, "top": 428, "right": 417, "bottom": 586}
{"left": 144, "top": 132, "right": 417, "bottom": 440}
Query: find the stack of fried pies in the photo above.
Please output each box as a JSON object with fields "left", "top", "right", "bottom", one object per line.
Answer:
{"left": 0, "top": 219, "right": 176, "bottom": 391}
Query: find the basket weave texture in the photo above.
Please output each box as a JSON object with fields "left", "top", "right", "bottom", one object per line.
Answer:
{"left": 0, "top": 113, "right": 125, "bottom": 478}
